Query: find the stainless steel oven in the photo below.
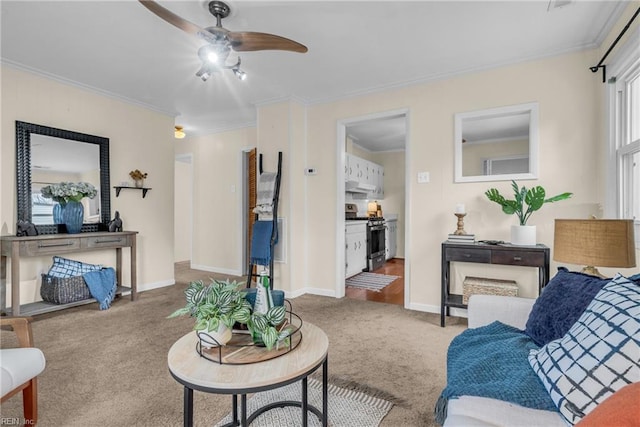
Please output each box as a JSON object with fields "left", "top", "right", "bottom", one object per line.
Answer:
{"left": 345, "top": 203, "right": 386, "bottom": 272}
{"left": 366, "top": 218, "right": 386, "bottom": 271}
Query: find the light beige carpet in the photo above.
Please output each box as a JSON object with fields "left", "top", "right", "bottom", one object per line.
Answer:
{"left": 0, "top": 263, "right": 466, "bottom": 426}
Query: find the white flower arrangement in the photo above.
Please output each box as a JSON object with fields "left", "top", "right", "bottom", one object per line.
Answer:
{"left": 41, "top": 182, "right": 97, "bottom": 204}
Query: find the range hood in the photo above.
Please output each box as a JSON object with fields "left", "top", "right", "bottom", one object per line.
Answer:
{"left": 345, "top": 180, "right": 376, "bottom": 194}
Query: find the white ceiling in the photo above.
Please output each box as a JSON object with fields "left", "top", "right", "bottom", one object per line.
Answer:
{"left": 347, "top": 114, "right": 407, "bottom": 152}
{"left": 1, "top": 0, "right": 627, "bottom": 148}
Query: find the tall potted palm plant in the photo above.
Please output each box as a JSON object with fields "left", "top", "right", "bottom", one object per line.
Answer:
{"left": 485, "top": 180, "right": 572, "bottom": 245}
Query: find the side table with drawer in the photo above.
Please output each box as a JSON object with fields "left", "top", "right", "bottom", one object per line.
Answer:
{"left": 440, "top": 241, "right": 550, "bottom": 327}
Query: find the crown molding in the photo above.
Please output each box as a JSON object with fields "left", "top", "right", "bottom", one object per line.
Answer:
{"left": 306, "top": 43, "right": 601, "bottom": 107}
{"left": 1, "top": 59, "right": 179, "bottom": 117}
{"left": 189, "top": 121, "right": 257, "bottom": 136}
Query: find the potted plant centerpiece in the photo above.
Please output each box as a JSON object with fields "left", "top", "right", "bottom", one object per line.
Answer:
{"left": 41, "top": 181, "right": 98, "bottom": 233}
{"left": 485, "top": 180, "right": 572, "bottom": 246}
{"left": 247, "top": 305, "right": 294, "bottom": 351}
{"left": 168, "top": 279, "right": 252, "bottom": 347}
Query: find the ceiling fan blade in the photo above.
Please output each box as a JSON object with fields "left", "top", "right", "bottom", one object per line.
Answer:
{"left": 228, "top": 32, "right": 308, "bottom": 53}
{"left": 138, "top": 0, "right": 204, "bottom": 37}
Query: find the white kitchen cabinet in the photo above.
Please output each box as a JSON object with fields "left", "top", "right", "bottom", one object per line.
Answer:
{"left": 370, "top": 162, "right": 384, "bottom": 199}
{"left": 345, "top": 153, "right": 384, "bottom": 199}
{"left": 345, "top": 153, "right": 365, "bottom": 183}
{"left": 344, "top": 153, "right": 350, "bottom": 182}
{"left": 385, "top": 219, "right": 398, "bottom": 260}
{"left": 345, "top": 221, "right": 367, "bottom": 278}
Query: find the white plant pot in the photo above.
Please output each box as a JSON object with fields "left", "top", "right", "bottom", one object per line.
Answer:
{"left": 511, "top": 225, "right": 536, "bottom": 246}
{"left": 196, "top": 323, "right": 233, "bottom": 348}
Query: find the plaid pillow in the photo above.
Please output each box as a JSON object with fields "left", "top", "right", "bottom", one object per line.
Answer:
{"left": 47, "top": 256, "right": 102, "bottom": 278}
{"left": 528, "top": 274, "right": 640, "bottom": 425}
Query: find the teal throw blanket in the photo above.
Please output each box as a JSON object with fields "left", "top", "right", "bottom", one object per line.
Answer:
{"left": 434, "top": 321, "right": 557, "bottom": 425}
{"left": 83, "top": 267, "right": 117, "bottom": 310}
{"left": 251, "top": 220, "right": 277, "bottom": 266}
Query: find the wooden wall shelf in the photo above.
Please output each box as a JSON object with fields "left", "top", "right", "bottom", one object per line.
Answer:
{"left": 114, "top": 186, "right": 151, "bottom": 198}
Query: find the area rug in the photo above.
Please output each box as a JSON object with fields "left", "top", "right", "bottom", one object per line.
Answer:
{"left": 345, "top": 272, "right": 399, "bottom": 292}
{"left": 214, "top": 377, "right": 394, "bottom": 427}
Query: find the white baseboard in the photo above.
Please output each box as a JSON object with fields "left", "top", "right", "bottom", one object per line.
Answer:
{"left": 286, "top": 287, "right": 336, "bottom": 299}
{"left": 407, "top": 302, "right": 468, "bottom": 318}
{"left": 190, "top": 263, "right": 243, "bottom": 277}
{"left": 137, "top": 279, "right": 175, "bottom": 293}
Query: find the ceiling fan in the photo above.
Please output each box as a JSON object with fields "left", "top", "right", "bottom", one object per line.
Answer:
{"left": 139, "top": 0, "right": 308, "bottom": 81}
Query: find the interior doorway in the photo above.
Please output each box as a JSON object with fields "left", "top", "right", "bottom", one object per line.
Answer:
{"left": 241, "top": 148, "right": 257, "bottom": 277}
{"left": 336, "top": 109, "right": 410, "bottom": 307}
{"left": 174, "top": 154, "right": 193, "bottom": 264}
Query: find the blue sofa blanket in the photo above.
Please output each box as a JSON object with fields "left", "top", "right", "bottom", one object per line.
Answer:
{"left": 434, "top": 321, "right": 557, "bottom": 425}
{"left": 83, "top": 267, "right": 117, "bottom": 310}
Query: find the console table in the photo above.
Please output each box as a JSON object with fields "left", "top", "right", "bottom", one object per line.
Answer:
{"left": 1, "top": 231, "right": 138, "bottom": 316}
{"left": 441, "top": 241, "right": 550, "bottom": 327}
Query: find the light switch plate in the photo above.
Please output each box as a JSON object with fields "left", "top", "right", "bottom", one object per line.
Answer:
{"left": 417, "top": 172, "right": 430, "bottom": 183}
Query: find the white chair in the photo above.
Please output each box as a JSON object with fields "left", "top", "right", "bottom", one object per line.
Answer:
{"left": 1, "top": 316, "right": 46, "bottom": 425}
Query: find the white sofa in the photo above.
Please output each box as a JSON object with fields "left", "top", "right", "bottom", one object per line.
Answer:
{"left": 443, "top": 295, "right": 565, "bottom": 427}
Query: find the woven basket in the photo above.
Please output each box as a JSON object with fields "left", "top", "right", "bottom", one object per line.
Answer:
{"left": 40, "top": 274, "right": 91, "bottom": 304}
{"left": 463, "top": 276, "right": 518, "bottom": 305}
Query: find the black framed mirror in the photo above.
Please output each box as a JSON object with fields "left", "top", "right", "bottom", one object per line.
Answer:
{"left": 16, "top": 121, "right": 111, "bottom": 234}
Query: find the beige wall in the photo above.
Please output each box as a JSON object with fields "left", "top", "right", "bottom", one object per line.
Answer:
{"left": 255, "top": 101, "right": 304, "bottom": 293}
{"left": 174, "top": 127, "right": 257, "bottom": 276}
{"left": 174, "top": 157, "right": 192, "bottom": 263}
{"left": 303, "top": 47, "right": 639, "bottom": 311}
{"left": 1, "top": 66, "right": 176, "bottom": 306}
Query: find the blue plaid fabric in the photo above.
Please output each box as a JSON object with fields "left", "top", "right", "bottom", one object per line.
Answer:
{"left": 48, "top": 256, "right": 102, "bottom": 278}
{"left": 528, "top": 274, "right": 640, "bottom": 425}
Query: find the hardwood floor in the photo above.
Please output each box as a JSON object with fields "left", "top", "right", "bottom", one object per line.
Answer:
{"left": 345, "top": 258, "right": 404, "bottom": 306}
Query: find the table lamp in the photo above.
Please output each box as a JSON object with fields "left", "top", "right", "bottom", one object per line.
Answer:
{"left": 553, "top": 219, "right": 636, "bottom": 278}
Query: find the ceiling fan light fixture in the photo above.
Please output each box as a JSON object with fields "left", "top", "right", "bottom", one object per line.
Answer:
{"left": 207, "top": 51, "right": 219, "bottom": 63}
{"left": 232, "top": 57, "right": 246, "bottom": 81}
{"left": 196, "top": 66, "right": 212, "bottom": 81}
{"left": 198, "top": 44, "right": 227, "bottom": 64}
{"left": 140, "top": 1, "right": 307, "bottom": 82}
{"left": 174, "top": 126, "right": 186, "bottom": 139}
{"left": 234, "top": 68, "right": 247, "bottom": 81}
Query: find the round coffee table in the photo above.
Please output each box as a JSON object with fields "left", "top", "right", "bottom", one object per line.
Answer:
{"left": 168, "top": 321, "right": 329, "bottom": 427}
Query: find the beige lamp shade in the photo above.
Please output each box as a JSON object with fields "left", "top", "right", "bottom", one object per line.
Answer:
{"left": 554, "top": 219, "right": 636, "bottom": 274}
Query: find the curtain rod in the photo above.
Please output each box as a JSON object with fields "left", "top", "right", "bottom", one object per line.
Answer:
{"left": 590, "top": 7, "right": 640, "bottom": 83}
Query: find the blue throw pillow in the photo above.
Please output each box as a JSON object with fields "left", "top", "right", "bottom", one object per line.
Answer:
{"left": 528, "top": 274, "right": 640, "bottom": 425}
{"left": 524, "top": 267, "right": 610, "bottom": 346}
{"left": 47, "top": 256, "right": 102, "bottom": 278}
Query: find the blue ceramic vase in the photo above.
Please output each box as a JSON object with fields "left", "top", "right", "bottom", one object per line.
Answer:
{"left": 62, "top": 201, "right": 84, "bottom": 234}
{"left": 52, "top": 203, "right": 63, "bottom": 224}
